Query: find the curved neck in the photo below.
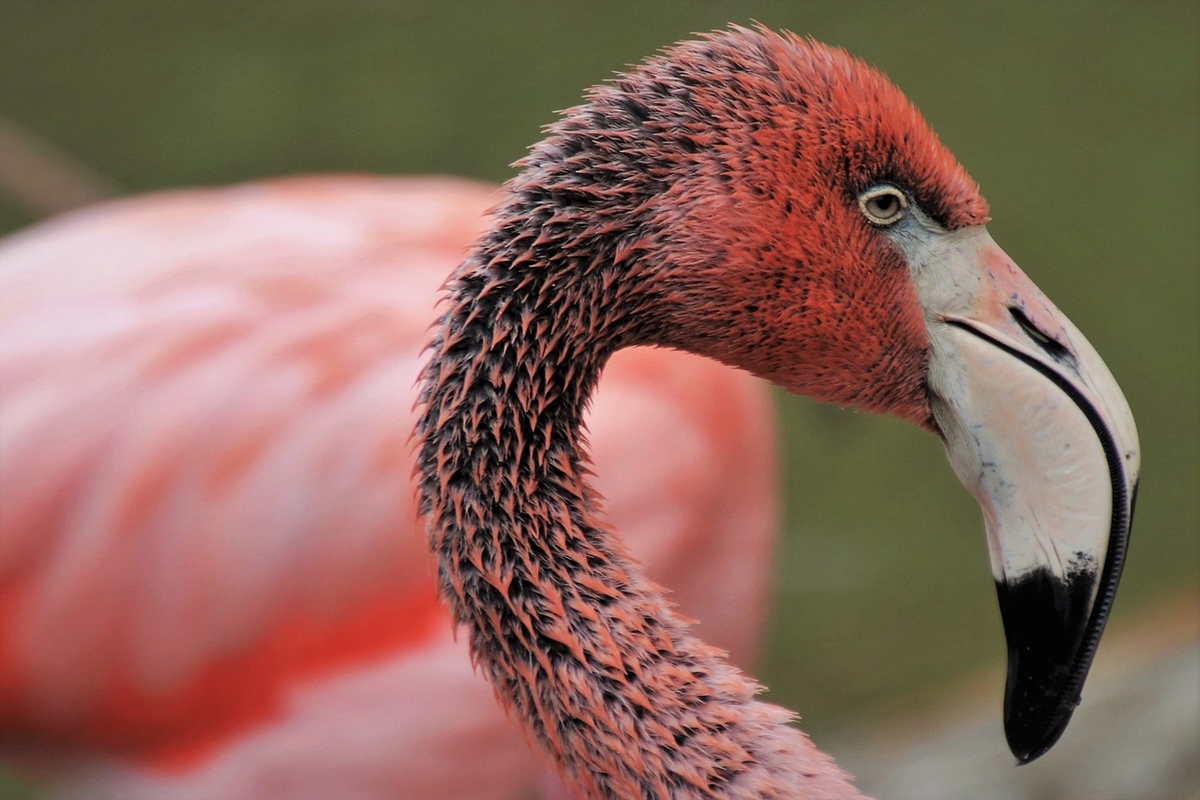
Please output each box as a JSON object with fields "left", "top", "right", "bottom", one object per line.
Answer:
{"left": 416, "top": 201, "right": 860, "bottom": 797}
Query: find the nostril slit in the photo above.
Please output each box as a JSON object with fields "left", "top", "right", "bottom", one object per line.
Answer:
{"left": 1009, "top": 307, "right": 1073, "bottom": 363}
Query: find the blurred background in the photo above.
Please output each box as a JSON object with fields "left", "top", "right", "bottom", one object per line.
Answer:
{"left": 1, "top": 1, "right": 1196, "bottom": 798}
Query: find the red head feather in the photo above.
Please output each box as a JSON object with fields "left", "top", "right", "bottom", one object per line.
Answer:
{"left": 509, "top": 26, "right": 989, "bottom": 426}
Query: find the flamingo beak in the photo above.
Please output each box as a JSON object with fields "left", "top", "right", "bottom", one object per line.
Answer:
{"left": 912, "top": 227, "right": 1140, "bottom": 763}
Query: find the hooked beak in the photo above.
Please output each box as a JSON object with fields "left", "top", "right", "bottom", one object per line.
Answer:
{"left": 914, "top": 227, "right": 1140, "bottom": 763}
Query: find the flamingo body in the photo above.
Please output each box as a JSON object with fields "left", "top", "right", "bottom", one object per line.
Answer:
{"left": 415, "top": 25, "right": 1138, "bottom": 798}
{"left": 0, "top": 176, "right": 778, "bottom": 798}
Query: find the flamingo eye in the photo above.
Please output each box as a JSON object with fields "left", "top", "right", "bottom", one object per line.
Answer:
{"left": 858, "top": 185, "right": 909, "bottom": 226}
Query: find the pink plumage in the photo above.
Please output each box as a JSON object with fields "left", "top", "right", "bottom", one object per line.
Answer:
{"left": 0, "top": 175, "right": 779, "bottom": 798}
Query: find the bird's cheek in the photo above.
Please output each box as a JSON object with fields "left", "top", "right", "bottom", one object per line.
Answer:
{"left": 805, "top": 266, "right": 932, "bottom": 424}
{"left": 767, "top": 308, "right": 931, "bottom": 425}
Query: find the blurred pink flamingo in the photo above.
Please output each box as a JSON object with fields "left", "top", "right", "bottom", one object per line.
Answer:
{"left": 0, "top": 176, "right": 779, "bottom": 799}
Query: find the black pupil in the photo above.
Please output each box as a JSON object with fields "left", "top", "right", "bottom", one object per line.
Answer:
{"left": 872, "top": 194, "right": 897, "bottom": 215}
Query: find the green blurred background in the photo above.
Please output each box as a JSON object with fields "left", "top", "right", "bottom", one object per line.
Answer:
{"left": 1, "top": 1, "right": 1196, "bottom": 796}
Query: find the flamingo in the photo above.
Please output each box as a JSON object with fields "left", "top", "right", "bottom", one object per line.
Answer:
{"left": 414, "top": 25, "right": 1140, "bottom": 800}
{"left": 0, "top": 176, "right": 780, "bottom": 798}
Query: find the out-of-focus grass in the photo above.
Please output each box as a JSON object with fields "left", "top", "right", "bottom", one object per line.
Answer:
{"left": 0, "top": 0, "right": 1195, "bottom": 792}
{"left": 0, "top": 774, "right": 32, "bottom": 800}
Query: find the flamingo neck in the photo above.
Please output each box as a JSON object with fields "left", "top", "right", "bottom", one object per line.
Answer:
{"left": 416, "top": 193, "right": 859, "bottom": 798}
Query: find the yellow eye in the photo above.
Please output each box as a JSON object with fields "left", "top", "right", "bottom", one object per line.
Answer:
{"left": 858, "top": 185, "right": 909, "bottom": 226}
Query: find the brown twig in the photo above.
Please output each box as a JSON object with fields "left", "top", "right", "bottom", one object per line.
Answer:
{"left": 0, "top": 117, "right": 122, "bottom": 218}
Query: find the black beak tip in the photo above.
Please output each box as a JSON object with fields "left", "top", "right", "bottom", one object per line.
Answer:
{"left": 1005, "top": 704, "right": 1075, "bottom": 764}
{"left": 997, "top": 568, "right": 1097, "bottom": 766}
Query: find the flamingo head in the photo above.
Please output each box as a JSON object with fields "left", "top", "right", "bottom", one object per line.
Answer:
{"left": 517, "top": 27, "right": 1141, "bottom": 763}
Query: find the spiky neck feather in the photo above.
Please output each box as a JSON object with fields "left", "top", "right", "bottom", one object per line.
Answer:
{"left": 417, "top": 26, "right": 985, "bottom": 798}
{"left": 417, "top": 155, "right": 853, "bottom": 798}
{"left": 417, "top": 250, "right": 855, "bottom": 798}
